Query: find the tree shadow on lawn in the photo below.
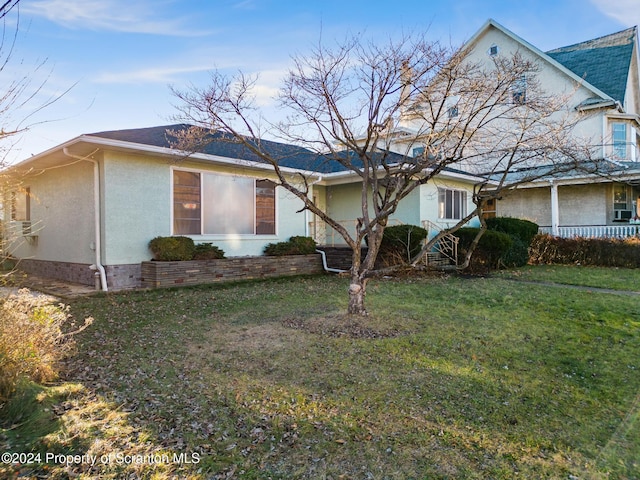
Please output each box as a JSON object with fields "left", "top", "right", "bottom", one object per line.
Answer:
{"left": 179, "top": 313, "right": 638, "bottom": 479}
{"left": 54, "top": 277, "right": 639, "bottom": 479}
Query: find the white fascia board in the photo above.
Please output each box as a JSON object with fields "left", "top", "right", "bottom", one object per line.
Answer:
{"left": 465, "top": 19, "right": 615, "bottom": 104}
{"left": 318, "top": 165, "right": 489, "bottom": 186}
{"left": 511, "top": 169, "right": 640, "bottom": 188}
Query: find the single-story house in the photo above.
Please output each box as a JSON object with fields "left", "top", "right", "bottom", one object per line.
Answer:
{"left": 4, "top": 124, "right": 483, "bottom": 290}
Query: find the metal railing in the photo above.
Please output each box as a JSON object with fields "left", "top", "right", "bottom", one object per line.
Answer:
{"left": 422, "top": 220, "right": 459, "bottom": 268}
{"left": 538, "top": 225, "right": 640, "bottom": 239}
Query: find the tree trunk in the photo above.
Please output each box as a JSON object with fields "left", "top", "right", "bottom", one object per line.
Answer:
{"left": 348, "top": 274, "right": 368, "bottom": 315}
{"left": 346, "top": 226, "right": 383, "bottom": 315}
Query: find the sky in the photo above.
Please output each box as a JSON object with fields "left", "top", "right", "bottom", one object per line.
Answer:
{"left": 0, "top": 0, "right": 638, "bottom": 163}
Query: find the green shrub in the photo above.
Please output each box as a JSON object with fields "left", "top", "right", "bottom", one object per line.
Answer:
{"left": 149, "top": 236, "right": 196, "bottom": 261}
{"left": 453, "top": 227, "right": 513, "bottom": 272}
{"left": 0, "top": 290, "right": 92, "bottom": 402}
{"left": 193, "top": 243, "right": 225, "bottom": 260}
{"left": 264, "top": 236, "right": 317, "bottom": 256}
{"left": 486, "top": 217, "right": 539, "bottom": 267}
{"left": 486, "top": 217, "right": 539, "bottom": 244}
{"left": 377, "top": 224, "right": 429, "bottom": 265}
{"left": 529, "top": 234, "right": 640, "bottom": 267}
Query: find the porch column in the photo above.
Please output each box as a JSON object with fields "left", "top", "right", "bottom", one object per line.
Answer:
{"left": 550, "top": 180, "right": 559, "bottom": 236}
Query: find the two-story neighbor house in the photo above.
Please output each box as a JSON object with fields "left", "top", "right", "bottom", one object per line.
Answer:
{"left": 453, "top": 20, "right": 640, "bottom": 237}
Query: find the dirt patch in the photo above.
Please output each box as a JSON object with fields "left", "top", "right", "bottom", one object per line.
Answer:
{"left": 282, "top": 314, "right": 404, "bottom": 339}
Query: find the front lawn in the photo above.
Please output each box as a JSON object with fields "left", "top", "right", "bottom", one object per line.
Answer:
{"left": 1, "top": 268, "right": 639, "bottom": 479}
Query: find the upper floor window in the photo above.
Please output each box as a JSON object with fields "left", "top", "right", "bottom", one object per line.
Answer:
{"left": 613, "top": 123, "right": 627, "bottom": 159}
{"left": 511, "top": 75, "right": 526, "bottom": 105}
{"left": 438, "top": 187, "right": 467, "bottom": 220}
{"left": 412, "top": 146, "right": 425, "bottom": 158}
{"left": 173, "top": 169, "right": 276, "bottom": 236}
{"left": 447, "top": 105, "right": 459, "bottom": 118}
{"left": 488, "top": 44, "right": 499, "bottom": 57}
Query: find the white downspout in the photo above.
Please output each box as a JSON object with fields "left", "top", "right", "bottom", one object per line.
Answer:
{"left": 63, "top": 147, "right": 108, "bottom": 291}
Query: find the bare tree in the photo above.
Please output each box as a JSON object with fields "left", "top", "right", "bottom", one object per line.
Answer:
{"left": 171, "top": 33, "right": 598, "bottom": 315}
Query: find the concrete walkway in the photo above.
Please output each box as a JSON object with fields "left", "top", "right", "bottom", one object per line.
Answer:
{"left": 3, "top": 272, "right": 99, "bottom": 299}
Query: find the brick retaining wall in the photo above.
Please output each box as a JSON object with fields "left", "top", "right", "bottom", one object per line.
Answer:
{"left": 140, "top": 254, "right": 324, "bottom": 288}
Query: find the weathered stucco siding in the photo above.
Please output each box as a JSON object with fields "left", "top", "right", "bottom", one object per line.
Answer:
{"left": 497, "top": 183, "right": 608, "bottom": 227}
{"left": 9, "top": 161, "right": 95, "bottom": 264}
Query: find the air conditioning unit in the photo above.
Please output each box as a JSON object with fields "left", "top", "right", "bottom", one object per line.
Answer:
{"left": 614, "top": 209, "right": 633, "bottom": 221}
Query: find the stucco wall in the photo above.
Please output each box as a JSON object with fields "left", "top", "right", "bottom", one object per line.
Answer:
{"left": 8, "top": 161, "right": 96, "bottom": 264}
{"left": 497, "top": 183, "right": 608, "bottom": 227}
{"left": 101, "top": 152, "right": 309, "bottom": 262}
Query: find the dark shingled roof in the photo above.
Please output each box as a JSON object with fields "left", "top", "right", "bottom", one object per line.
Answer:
{"left": 87, "top": 124, "right": 474, "bottom": 178}
{"left": 546, "top": 27, "right": 637, "bottom": 103}
{"left": 89, "top": 124, "right": 348, "bottom": 173}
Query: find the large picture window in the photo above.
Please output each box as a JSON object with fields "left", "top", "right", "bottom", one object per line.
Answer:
{"left": 438, "top": 187, "right": 467, "bottom": 220}
{"left": 173, "top": 170, "right": 276, "bottom": 235}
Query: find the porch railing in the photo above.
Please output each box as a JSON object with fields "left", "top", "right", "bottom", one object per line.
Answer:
{"left": 539, "top": 225, "right": 640, "bottom": 239}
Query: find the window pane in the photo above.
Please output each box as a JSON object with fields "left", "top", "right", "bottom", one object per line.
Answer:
{"left": 445, "top": 190, "right": 453, "bottom": 219}
{"left": 203, "top": 174, "right": 254, "bottom": 234}
{"left": 613, "top": 123, "right": 627, "bottom": 159}
{"left": 173, "top": 171, "right": 201, "bottom": 234}
{"left": 256, "top": 180, "right": 276, "bottom": 234}
{"left": 613, "top": 184, "right": 628, "bottom": 209}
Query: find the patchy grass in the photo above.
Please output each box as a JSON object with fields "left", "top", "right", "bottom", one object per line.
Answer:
{"left": 496, "top": 264, "right": 640, "bottom": 291}
{"left": 1, "top": 270, "right": 639, "bottom": 479}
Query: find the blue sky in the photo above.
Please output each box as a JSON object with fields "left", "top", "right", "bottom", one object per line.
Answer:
{"left": 1, "top": 0, "right": 638, "bottom": 163}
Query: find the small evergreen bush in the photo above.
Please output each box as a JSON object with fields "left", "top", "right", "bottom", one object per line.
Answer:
{"left": 193, "top": 243, "right": 225, "bottom": 260}
{"left": 486, "top": 217, "right": 539, "bottom": 244}
{"left": 378, "top": 224, "right": 429, "bottom": 265}
{"left": 486, "top": 217, "right": 539, "bottom": 267}
{"left": 149, "top": 236, "right": 196, "bottom": 261}
{"left": 264, "top": 236, "right": 317, "bottom": 256}
{"left": 453, "top": 227, "right": 513, "bottom": 272}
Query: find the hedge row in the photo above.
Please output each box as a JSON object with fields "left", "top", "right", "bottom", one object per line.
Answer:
{"left": 529, "top": 234, "right": 640, "bottom": 268}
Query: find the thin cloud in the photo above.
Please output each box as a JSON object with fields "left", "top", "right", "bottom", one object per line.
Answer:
{"left": 93, "top": 64, "right": 213, "bottom": 84}
{"left": 21, "top": 0, "right": 211, "bottom": 36}
{"left": 590, "top": 0, "right": 640, "bottom": 27}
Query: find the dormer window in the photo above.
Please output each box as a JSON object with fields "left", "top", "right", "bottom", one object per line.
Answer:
{"left": 488, "top": 44, "right": 499, "bottom": 57}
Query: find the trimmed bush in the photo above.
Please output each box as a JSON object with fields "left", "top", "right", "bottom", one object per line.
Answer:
{"left": 377, "top": 224, "right": 429, "bottom": 265}
{"left": 486, "top": 217, "right": 539, "bottom": 244}
{"left": 486, "top": 217, "right": 539, "bottom": 268}
{"left": 149, "top": 236, "right": 196, "bottom": 261}
{"left": 453, "top": 227, "right": 513, "bottom": 272}
{"left": 529, "top": 234, "right": 640, "bottom": 268}
{"left": 264, "top": 236, "right": 317, "bottom": 256}
{"left": 193, "top": 243, "right": 225, "bottom": 260}
{"left": 0, "top": 289, "right": 92, "bottom": 401}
